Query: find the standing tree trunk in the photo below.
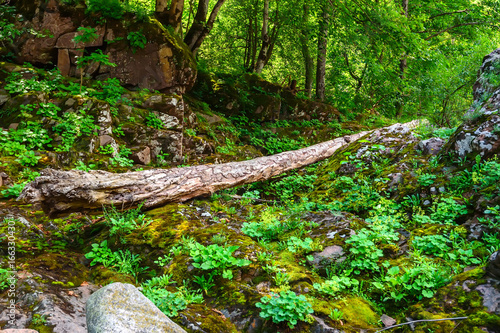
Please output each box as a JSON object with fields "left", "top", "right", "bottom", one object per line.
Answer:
{"left": 316, "top": 3, "right": 330, "bottom": 101}
{"left": 184, "top": 0, "right": 227, "bottom": 56}
{"left": 156, "top": 0, "right": 185, "bottom": 33}
{"left": 253, "top": 0, "right": 279, "bottom": 73}
{"left": 169, "top": 0, "right": 185, "bottom": 33}
{"left": 398, "top": 0, "right": 409, "bottom": 79}
{"left": 395, "top": 0, "right": 409, "bottom": 117}
{"left": 300, "top": 4, "right": 314, "bottom": 98}
{"left": 253, "top": 0, "right": 270, "bottom": 73}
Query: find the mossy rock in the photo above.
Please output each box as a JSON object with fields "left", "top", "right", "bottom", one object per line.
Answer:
{"left": 403, "top": 268, "right": 500, "bottom": 332}
{"left": 312, "top": 296, "right": 379, "bottom": 332}
{"left": 177, "top": 303, "right": 240, "bottom": 333}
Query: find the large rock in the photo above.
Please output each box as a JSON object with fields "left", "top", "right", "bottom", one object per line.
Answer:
{"left": 443, "top": 48, "right": 500, "bottom": 159}
{"left": 12, "top": 0, "right": 196, "bottom": 93}
{"left": 85, "top": 283, "right": 186, "bottom": 333}
{"left": 467, "top": 48, "right": 500, "bottom": 117}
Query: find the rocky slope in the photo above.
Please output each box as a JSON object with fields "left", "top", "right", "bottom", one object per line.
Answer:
{"left": 1, "top": 4, "right": 500, "bottom": 331}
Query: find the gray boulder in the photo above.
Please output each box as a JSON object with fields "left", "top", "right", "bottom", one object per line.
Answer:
{"left": 417, "top": 137, "right": 445, "bottom": 155}
{"left": 86, "top": 283, "right": 186, "bottom": 333}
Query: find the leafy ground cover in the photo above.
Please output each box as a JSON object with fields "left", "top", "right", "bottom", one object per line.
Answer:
{"left": 0, "top": 62, "right": 499, "bottom": 332}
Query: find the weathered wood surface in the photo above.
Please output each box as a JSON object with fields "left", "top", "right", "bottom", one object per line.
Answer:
{"left": 19, "top": 121, "right": 421, "bottom": 215}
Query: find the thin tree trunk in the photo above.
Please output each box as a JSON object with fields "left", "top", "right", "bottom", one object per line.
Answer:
{"left": 254, "top": 0, "right": 270, "bottom": 73}
{"left": 398, "top": 0, "right": 409, "bottom": 79}
{"left": 396, "top": 0, "right": 409, "bottom": 117}
{"left": 168, "top": 0, "right": 185, "bottom": 33}
{"left": 316, "top": 4, "right": 330, "bottom": 101}
{"left": 184, "top": 0, "right": 227, "bottom": 56}
{"left": 156, "top": 0, "right": 170, "bottom": 12}
{"left": 300, "top": 5, "right": 314, "bottom": 98}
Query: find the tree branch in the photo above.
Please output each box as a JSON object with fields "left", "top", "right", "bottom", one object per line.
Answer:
{"left": 429, "top": 10, "right": 468, "bottom": 20}
{"left": 424, "top": 22, "right": 483, "bottom": 40}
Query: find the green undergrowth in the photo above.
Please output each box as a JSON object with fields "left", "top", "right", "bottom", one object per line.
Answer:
{"left": 1, "top": 62, "right": 500, "bottom": 332}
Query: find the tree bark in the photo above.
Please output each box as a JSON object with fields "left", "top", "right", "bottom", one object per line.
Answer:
{"left": 184, "top": 0, "right": 227, "bottom": 56}
{"left": 156, "top": 0, "right": 184, "bottom": 33}
{"left": 20, "top": 132, "right": 371, "bottom": 215}
{"left": 19, "top": 121, "right": 421, "bottom": 215}
{"left": 395, "top": 0, "right": 409, "bottom": 117}
{"left": 253, "top": 0, "right": 270, "bottom": 73}
{"left": 316, "top": 3, "right": 330, "bottom": 101}
{"left": 300, "top": 4, "right": 314, "bottom": 98}
{"left": 168, "top": 0, "right": 185, "bottom": 33}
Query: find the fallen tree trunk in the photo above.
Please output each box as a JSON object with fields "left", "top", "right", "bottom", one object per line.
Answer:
{"left": 19, "top": 121, "right": 421, "bottom": 215}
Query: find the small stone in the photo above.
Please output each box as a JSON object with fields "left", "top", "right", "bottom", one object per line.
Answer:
{"left": 99, "top": 135, "right": 114, "bottom": 147}
{"left": 1, "top": 330, "right": 39, "bottom": 333}
{"left": 9, "top": 123, "right": 19, "bottom": 130}
{"left": 65, "top": 98, "right": 76, "bottom": 107}
{"left": 255, "top": 281, "right": 270, "bottom": 292}
{"left": 417, "top": 137, "right": 445, "bottom": 155}
{"left": 131, "top": 146, "right": 151, "bottom": 165}
{"left": 309, "top": 245, "right": 345, "bottom": 269}
{"left": 388, "top": 173, "right": 404, "bottom": 188}
{"left": 381, "top": 314, "right": 396, "bottom": 327}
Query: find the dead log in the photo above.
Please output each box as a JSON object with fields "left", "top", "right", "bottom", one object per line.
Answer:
{"left": 19, "top": 121, "right": 421, "bottom": 215}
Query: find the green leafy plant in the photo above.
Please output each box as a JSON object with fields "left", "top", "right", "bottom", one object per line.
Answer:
{"left": 74, "top": 160, "right": 97, "bottom": 172}
{"left": 0, "top": 267, "right": 14, "bottom": 291}
{"left": 142, "top": 284, "right": 203, "bottom": 317}
{"left": 16, "top": 150, "right": 41, "bottom": 166}
{"left": 313, "top": 276, "right": 359, "bottom": 298}
{"left": 84, "top": 240, "right": 147, "bottom": 280}
{"left": 417, "top": 173, "right": 437, "bottom": 187}
{"left": 86, "top": 0, "right": 124, "bottom": 19}
{"left": 154, "top": 255, "right": 172, "bottom": 267}
{"left": 145, "top": 112, "right": 164, "bottom": 129}
{"left": 109, "top": 146, "right": 134, "bottom": 167}
{"left": 271, "top": 173, "right": 317, "bottom": 202}
{"left": 273, "top": 270, "right": 290, "bottom": 286}
{"left": 72, "top": 26, "right": 99, "bottom": 45}
{"left": 193, "top": 272, "right": 216, "bottom": 294}
{"left": 256, "top": 290, "right": 313, "bottom": 329}
{"left": 372, "top": 261, "right": 451, "bottom": 304}
{"left": 127, "top": 31, "right": 147, "bottom": 53}
{"left": 329, "top": 308, "right": 344, "bottom": 322}
{"left": 75, "top": 50, "right": 116, "bottom": 92}
{"left": 103, "top": 203, "right": 152, "bottom": 240}
{"left": 430, "top": 197, "right": 467, "bottom": 225}
{"left": 189, "top": 242, "right": 251, "bottom": 279}
{"left": 52, "top": 110, "right": 98, "bottom": 152}
{"left": 285, "top": 236, "right": 314, "bottom": 254}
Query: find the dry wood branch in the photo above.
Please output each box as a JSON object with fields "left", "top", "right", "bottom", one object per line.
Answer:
{"left": 19, "top": 122, "right": 420, "bottom": 215}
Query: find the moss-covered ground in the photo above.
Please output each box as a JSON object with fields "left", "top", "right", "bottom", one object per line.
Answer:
{"left": 1, "top": 62, "right": 499, "bottom": 332}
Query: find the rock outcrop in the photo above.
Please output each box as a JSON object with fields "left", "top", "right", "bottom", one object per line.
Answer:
{"left": 444, "top": 48, "right": 500, "bottom": 159}
{"left": 11, "top": 0, "right": 196, "bottom": 93}
{"left": 86, "top": 283, "right": 187, "bottom": 333}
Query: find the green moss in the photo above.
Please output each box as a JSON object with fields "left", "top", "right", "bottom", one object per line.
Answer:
{"left": 177, "top": 304, "right": 239, "bottom": 333}
{"left": 91, "top": 266, "right": 135, "bottom": 286}
{"left": 311, "top": 296, "right": 379, "bottom": 331}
